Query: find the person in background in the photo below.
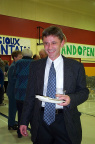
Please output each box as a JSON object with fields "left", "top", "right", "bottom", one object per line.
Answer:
{"left": 0, "top": 55, "right": 5, "bottom": 73}
{"left": 4, "top": 60, "right": 9, "bottom": 93}
{"left": 7, "top": 50, "right": 22, "bottom": 130}
{"left": 20, "top": 26, "right": 89, "bottom": 144}
{"left": 39, "top": 49, "right": 47, "bottom": 59}
{"left": 33, "top": 54, "right": 40, "bottom": 60}
{"left": 4, "top": 60, "right": 9, "bottom": 72}
{"left": 14, "top": 48, "right": 33, "bottom": 138}
{"left": 0, "top": 55, "right": 5, "bottom": 105}
{"left": 0, "top": 68, "right": 4, "bottom": 106}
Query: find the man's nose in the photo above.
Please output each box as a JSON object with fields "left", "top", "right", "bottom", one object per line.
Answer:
{"left": 48, "top": 43, "right": 52, "bottom": 49}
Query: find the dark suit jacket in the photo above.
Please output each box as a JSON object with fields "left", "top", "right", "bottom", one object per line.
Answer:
{"left": 20, "top": 56, "right": 89, "bottom": 144}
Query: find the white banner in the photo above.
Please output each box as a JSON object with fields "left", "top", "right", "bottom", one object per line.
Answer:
{"left": 61, "top": 43, "right": 95, "bottom": 58}
{"left": 0, "top": 35, "right": 31, "bottom": 55}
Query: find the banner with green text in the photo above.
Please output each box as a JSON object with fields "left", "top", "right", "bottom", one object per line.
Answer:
{"left": 61, "top": 43, "right": 95, "bottom": 58}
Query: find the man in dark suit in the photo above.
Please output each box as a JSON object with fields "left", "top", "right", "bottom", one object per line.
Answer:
{"left": 20, "top": 26, "right": 89, "bottom": 144}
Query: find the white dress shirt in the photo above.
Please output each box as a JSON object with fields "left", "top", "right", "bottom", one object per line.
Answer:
{"left": 42, "top": 55, "right": 64, "bottom": 109}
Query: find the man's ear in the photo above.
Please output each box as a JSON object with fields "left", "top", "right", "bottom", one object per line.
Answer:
{"left": 61, "top": 40, "right": 65, "bottom": 47}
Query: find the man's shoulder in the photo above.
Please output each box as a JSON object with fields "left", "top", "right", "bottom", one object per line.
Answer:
{"left": 10, "top": 62, "right": 15, "bottom": 66}
{"left": 29, "top": 58, "right": 47, "bottom": 71}
{"left": 31, "top": 58, "right": 47, "bottom": 65}
{"left": 63, "top": 56, "right": 81, "bottom": 65}
{"left": 15, "top": 58, "right": 32, "bottom": 65}
{"left": 9, "top": 62, "right": 15, "bottom": 70}
{"left": 62, "top": 56, "right": 84, "bottom": 72}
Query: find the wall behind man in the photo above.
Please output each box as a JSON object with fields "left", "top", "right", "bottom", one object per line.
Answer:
{"left": 0, "top": 0, "right": 95, "bottom": 76}
{"left": 0, "top": 0, "right": 95, "bottom": 31}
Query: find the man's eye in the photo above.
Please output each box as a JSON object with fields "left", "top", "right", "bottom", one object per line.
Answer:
{"left": 44, "top": 43, "right": 48, "bottom": 45}
{"left": 52, "top": 42, "right": 56, "bottom": 44}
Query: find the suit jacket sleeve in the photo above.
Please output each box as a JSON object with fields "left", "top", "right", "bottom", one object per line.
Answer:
{"left": 67, "top": 61, "right": 89, "bottom": 109}
{"left": 20, "top": 61, "right": 36, "bottom": 126}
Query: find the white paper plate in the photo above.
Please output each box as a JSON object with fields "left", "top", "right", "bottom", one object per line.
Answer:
{"left": 36, "top": 95, "right": 65, "bottom": 104}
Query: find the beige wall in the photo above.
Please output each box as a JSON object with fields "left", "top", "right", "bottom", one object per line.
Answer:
{"left": 0, "top": 0, "right": 95, "bottom": 31}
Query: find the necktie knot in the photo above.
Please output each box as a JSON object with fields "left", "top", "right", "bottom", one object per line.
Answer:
{"left": 50, "top": 62, "right": 55, "bottom": 72}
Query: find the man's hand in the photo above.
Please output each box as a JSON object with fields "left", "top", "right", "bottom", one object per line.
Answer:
{"left": 56, "top": 94, "right": 71, "bottom": 106}
{"left": 20, "top": 125, "right": 28, "bottom": 137}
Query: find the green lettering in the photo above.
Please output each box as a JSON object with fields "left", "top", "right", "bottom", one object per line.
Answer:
{"left": 78, "top": 46, "right": 82, "bottom": 55}
{"left": 87, "top": 47, "right": 90, "bottom": 56}
{"left": 73, "top": 45, "right": 76, "bottom": 55}
{"left": 83, "top": 47, "right": 86, "bottom": 56}
{"left": 89, "top": 47, "right": 94, "bottom": 56}
{"left": 67, "top": 45, "right": 72, "bottom": 55}
{"left": 61, "top": 46, "right": 66, "bottom": 55}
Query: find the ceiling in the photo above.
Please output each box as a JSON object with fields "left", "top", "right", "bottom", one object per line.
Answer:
{"left": 31, "top": 0, "right": 95, "bottom": 17}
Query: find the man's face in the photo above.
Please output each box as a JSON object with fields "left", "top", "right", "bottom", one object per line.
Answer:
{"left": 14, "top": 54, "right": 22, "bottom": 62}
{"left": 43, "top": 35, "right": 64, "bottom": 61}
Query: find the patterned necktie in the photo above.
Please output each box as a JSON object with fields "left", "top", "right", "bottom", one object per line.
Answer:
{"left": 43, "top": 62, "right": 56, "bottom": 125}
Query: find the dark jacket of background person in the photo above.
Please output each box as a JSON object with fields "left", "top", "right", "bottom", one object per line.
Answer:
{"left": 0, "top": 68, "right": 4, "bottom": 88}
{"left": 14, "top": 56, "right": 33, "bottom": 101}
{"left": 20, "top": 56, "right": 89, "bottom": 144}
{"left": 14, "top": 48, "right": 33, "bottom": 138}
{"left": 7, "top": 61, "right": 16, "bottom": 96}
{"left": 0, "top": 68, "right": 4, "bottom": 104}
{"left": 7, "top": 50, "right": 22, "bottom": 129}
{"left": 7, "top": 61, "right": 17, "bottom": 127}
{"left": 5, "top": 62, "right": 9, "bottom": 73}
{"left": 4, "top": 60, "right": 9, "bottom": 93}
{"left": 0, "top": 57, "right": 5, "bottom": 105}
{"left": 7, "top": 50, "right": 22, "bottom": 97}
{"left": 0, "top": 57, "right": 5, "bottom": 73}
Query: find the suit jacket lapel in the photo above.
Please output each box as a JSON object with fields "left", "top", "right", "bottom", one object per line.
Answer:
{"left": 36, "top": 58, "right": 47, "bottom": 95}
{"left": 62, "top": 56, "right": 71, "bottom": 95}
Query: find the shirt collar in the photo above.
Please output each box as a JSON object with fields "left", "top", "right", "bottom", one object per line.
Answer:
{"left": 47, "top": 55, "right": 63, "bottom": 68}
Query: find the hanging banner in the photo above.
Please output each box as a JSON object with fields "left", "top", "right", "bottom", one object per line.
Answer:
{"left": 0, "top": 35, "right": 31, "bottom": 55}
{"left": 1, "top": 35, "right": 95, "bottom": 58}
{"left": 61, "top": 43, "right": 95, "bottom": 58}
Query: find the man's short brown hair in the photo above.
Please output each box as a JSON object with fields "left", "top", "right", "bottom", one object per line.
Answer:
{"left": 42, "top": 26, "right": 66, "bottom": 42}
{"left": 11, "top": 50, "right": 22, "bottom": 59}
